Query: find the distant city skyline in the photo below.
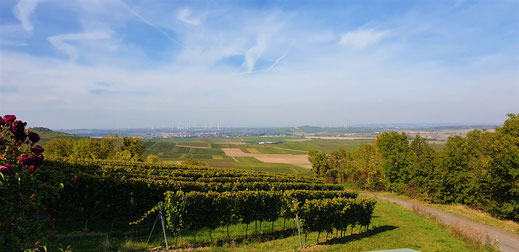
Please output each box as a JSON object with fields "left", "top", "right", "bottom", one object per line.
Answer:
{"left": 1, "top": 0, "right": 518, "bottom": 129}
{"left": 52, "top": 122, "right": 500, "bottom": 131}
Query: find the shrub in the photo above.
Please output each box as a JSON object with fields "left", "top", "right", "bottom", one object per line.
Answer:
{"left": 0, "top": 115, "right": 60, "bottom": 250}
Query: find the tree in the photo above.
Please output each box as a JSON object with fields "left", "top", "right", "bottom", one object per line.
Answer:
{"left": 44, "top": 138, "right": 75, "bottom": 158}
{"left": 376, "top": 132, "right": 410, "bottom": 192}
{"left": 348, "top": 141, "right": 384, "bottom": 190}
{"left": 98, "top": 134, "right": 122, "bottom": 159}
{"left": 487, "top": 114, "right": 519, "bottom": 220}
{"left": 180, "top": 158, "right": 207, "bottom": 167}
{"left": 121, "top": 137, "right": 145, "bottom": 162}
{"left": 146, "top": 154, "right": 160, "bottom": 164}
{"left": 114, "top": 150, "right": 133, "bottom": 161}
{"left": 407, "top": 135, "right": 437, "bottom": 198}
{"left": 72, "top": 139, "right": 92, "bottom": 159}
{"left": 327, "top": 150, "right": 349, "bottom": 182}
{"left": 308, "top": 151, "right": 331, "bottom": 177}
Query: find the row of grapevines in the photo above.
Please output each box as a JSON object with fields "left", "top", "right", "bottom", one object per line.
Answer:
{"left": 281, "top": 190, "right": 359, "bottom": 218}
{"left": 44, "top": 158, "right": 321, "bottom": 183}
{"left": 299, "top": 197, "right": 376, "bottom": 242}
{"left": 161, "top": 190, "right": 370, "bottom": 242}
{"left": 40, "top": 158, "right": 345, "bottom": 223}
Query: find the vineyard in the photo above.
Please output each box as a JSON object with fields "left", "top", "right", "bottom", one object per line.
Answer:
{"left": 38, "top": 158, "right": 376, "bottom": 248}
{"left": 161, "top": 190, "right": 375, "bottom": 244}
{"left": 2, "top": 116, "right": 505, "bottom": 251}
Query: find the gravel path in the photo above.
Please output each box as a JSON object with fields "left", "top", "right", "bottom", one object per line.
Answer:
{"left": 360, "top": 193, "right": 519, "bottom": 252}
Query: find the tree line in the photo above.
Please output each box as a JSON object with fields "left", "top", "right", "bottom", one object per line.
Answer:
{"left": 44, "top": 134, "right": 155, "bottom": 162}
{"left": 308, "top": 113, "right": 518, "bottom": 221}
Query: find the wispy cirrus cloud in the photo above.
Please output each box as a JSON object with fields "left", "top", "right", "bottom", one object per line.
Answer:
{"left": 244, "top": 34, "right": 269, "bottom": 72}
{"left": 89, "top": 88, "right": 148, "bottom": 96}
{"left": 13, "top": 0, "right": 43, "bottom": 33}
{"left": 177, "top": 8, "right": 201, "bottom": 25}
{"left": 48, "top": 32, "right": 110, "bottom": 61}
{"left": 339, "top": 28, "right": 392, "bottom": 49}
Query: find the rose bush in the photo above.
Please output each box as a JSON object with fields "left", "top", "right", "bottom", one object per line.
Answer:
{"left": 0, "top": 115, "right": 61, "bottom": 250}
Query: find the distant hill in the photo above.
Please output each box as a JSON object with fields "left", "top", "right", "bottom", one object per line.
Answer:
{"left": 28, "top": 127, "right": 84, "bottom": 146}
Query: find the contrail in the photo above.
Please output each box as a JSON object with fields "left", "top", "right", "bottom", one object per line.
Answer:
{"left": 266, "top": 46, "right": 290, "bottom": 72}
{"left": 125, "top": 5, "right": 184, "bottom": 47}
{"left": 238, "top": 44, "right": 291, "bottom": 75}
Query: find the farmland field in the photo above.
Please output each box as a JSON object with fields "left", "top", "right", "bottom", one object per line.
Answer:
{"left": 143, "top": 137, "right": 366, "bottom": 175}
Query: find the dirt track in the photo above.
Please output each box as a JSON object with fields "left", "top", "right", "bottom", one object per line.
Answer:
{"left": 361, "top": 193, "right": 519, "bottom": 252}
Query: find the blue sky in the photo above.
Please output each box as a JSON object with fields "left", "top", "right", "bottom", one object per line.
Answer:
{"left": 0, "top": 0, "right": 517, "bottom": 129}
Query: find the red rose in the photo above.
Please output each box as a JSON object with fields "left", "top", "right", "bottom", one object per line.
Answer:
{"left": 29, "top": 165, "right": 36, "bottom": 173}
{"left": 10, "top": 120, "right": 27, "bottom": 141}
{"left": 0, "top": 117, "right": 4, "bottom": 126}
{"left": 18, "top": 155, "right": 34, "bottom": 167}
{"left": 3, "top": 115, "right": 16, "bottom": 123}
{"left": 0, "top": 163, "right": 14, "bottom": 174}
{"left": 34, "top": 154, "right": 44, "bottom": 166}
{"left": 31, "top": 145, "right": 44, "bottom": 155}
{"left": 42, "top": 184, "right": 47, "bottom": 189}
{"left": 28, "top": 131, "right": 40, "bottom": 144}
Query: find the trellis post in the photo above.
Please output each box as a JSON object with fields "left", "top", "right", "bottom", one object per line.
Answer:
{"left": 159, "top": 204, "right": 169, "bottom": 249}
{"left": 295, "top": 214, "right": 303, "bottom": 248}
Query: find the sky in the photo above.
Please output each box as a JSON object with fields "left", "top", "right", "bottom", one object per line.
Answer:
{"left": 0, "top": 0, "right": 518, "bottom": 129}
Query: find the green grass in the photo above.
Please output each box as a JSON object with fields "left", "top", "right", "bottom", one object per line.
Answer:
{"left": 147, "top": 142, "right": 176, "bottom": 154}
{"left": 45, "top": 201, "right": 496, "bottom": 251}
{"left": 275, "top": 139, "right": 365, "bottom": 153}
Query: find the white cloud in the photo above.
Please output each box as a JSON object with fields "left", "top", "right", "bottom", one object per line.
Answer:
{"left": 177, "top": 8, "right": 201, "bottom": 25}
{"left": 0, "top": 46, "right": 516, "bottom": 129}
{"left": 13, "top": 0, "right": 43, "bottom": 33}
{"left": 244, "top": 34, "right": 269, "bottom": 73}
{"left": 47, "top": 32, "right": 110, "bottom": 61}
{"left": 339, "top": 29, "right": 392, "bottom": 49}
